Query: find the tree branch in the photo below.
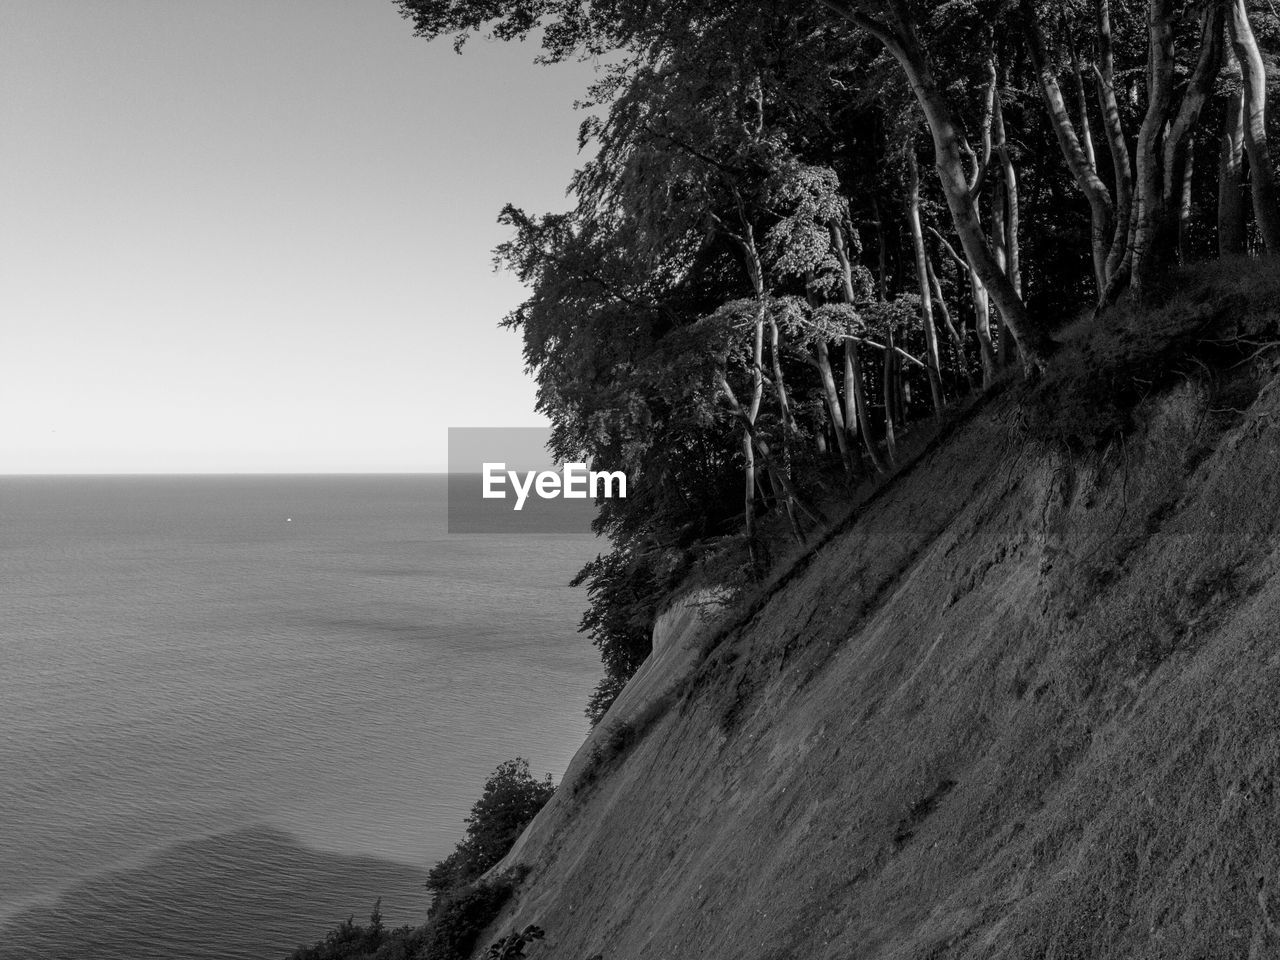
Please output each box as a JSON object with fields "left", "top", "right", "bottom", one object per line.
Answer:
{"left": 838, "top": 336, "right": 926, "bottom": 369}
{"left": 927, "top": 226, "right": 973, "bottom": 276}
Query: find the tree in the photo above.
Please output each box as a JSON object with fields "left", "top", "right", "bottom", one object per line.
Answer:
{"left": 1226, "top": 0, "right": 1280, "bottom": 249}
{"left": 395, "top": 0, "right": 1280, "bottom": 719}
{"left": 816, "top": 0, "right": 1060, "bottom": 372}
{"left": 425, "top": 759, "right": 555, "bottom": 910}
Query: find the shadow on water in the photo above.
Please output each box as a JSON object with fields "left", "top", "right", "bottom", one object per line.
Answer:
{"left": 0, "top": 825, "right": 427, "bottom": 960}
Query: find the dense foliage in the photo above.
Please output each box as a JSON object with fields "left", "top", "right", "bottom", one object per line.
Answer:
{"left": 424, "top": 759, "right": 554, "bottom": 908}
{"left": 287, "top": 760, "right": 553, "bottom": 960}
{"left": 289, "top": 902, "right": 425, "bottom": 960}
{"left": 419, "top": 872, "right": 527, "bottom": 960}
{"left": 397, "top": 0, "right": 1280, "bottom": 720}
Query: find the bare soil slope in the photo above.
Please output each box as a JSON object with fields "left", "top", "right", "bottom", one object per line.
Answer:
{"left": 487, "top": 271, "right": 1280, "bottom": 959}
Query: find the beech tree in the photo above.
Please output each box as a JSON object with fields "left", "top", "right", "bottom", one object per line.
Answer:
{"left": 816, "top": 0, "right": 1060, "bottom": 371}
{"left": 1226, "top": 0, "right": 1280, "bottom": 249}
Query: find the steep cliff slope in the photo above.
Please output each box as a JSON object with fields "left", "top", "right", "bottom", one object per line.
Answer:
{"left": 487, "top": 270, "right": 1280, "bottom": 960}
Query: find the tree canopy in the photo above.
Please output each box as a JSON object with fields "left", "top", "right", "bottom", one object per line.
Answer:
{"left": 398, "top": 0, "right": 1280, "bottom": 720}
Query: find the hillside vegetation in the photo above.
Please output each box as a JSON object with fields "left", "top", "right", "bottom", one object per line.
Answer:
{"left": 397, "top": 0, "right": 1280, "bottom": 722}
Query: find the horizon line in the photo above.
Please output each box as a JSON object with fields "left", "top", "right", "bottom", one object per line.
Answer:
{"left": 0, "top": 471, "right": 453, "bottom": 478}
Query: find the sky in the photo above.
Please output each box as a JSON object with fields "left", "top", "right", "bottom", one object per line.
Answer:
{"left": 0, "top": 1, "right": 597, "bottom": 473}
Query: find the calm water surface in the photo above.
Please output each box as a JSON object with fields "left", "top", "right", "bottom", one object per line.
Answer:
{"left": 0, "top": 475, "right": 599, "bottom": 959}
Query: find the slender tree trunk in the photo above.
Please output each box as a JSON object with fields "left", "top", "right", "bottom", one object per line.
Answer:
{"left": 807, "top": 270, "right": 856, "bottom": 478}
{"left": 926, "top": 254, "right": 974, "bottom": 390}
{"left": 829, "top": 219, "right": 889, "bottom": 472}
{"left": 719, "top": 373, "right": 824, "bottom": 531}
{"left": 968, "top": 59, "right": 999, "bottom": 377}
{"left": 842, "top": 339, "right": 860, "bottom": 455}
{"left": 871, "top": 204, "right": 899, "bottom": 463}
{"left": 972, "top": 275, "right": 998, "bottom": 387}
{"left": 766, "top": 311, "right": 802, "bottom": 539}
{"left": 993, "top": 95, "right": 1023, "bottom": 301}
{"left": 819, "top": 0, "right": 1056, "bottom": 371}
{"left": 1073, "top": 57, "right": 1098, "bottom": 169}
{"left": 933, "top": 232, "right": 997, "bottom": 386}
{"left": 1179, "top": 135, "right": 1195, "bottom": 263}
{"left": 815, "top": 340, "right": 855, "bottom": 478}
{"left": 847, "top": 340, "right": 887, "bottom": 474}
{"left": 742, "top": 432, "right": 756, "bottom": 564}
{"left": 1163, "top": 3, "right": 1225, "bottom": 262}
{"left": 1219, "top": 87, "right": 1248, "bottom": 255}
{"left": 993, "top": 92, "right": 1021, "bottom": 366}
{"left": 742, "top": 243, "right": 766, "bottom": 568}
{"left": 773, "top": 462, "right": 805, "bottom": 545}
{"left": 1127, "top": 0, "right": 1224, "bottom": 294}
{"left": 829, "top": 221, "right": 874, "bottom": 468}
{"left": 908, "top": 151, "right": 944, "bottom": 417}
{"left": 1130, "top": 0, "right": 1177, "bottom": 297}
{"left": 992, "top": 177, "right": 1009, "bottom": 365}
{"left": 1024, "top": 3, "right": 1114, "bottom": 298}
{"left": 1097, "top": 0, "right": 1134, "bottom": 285}
{"left": 882, "top": 328, "right": 899, "bottom": 463}
{"left": 1227, "top": 0, "right": 1280, "bottom": 250}
{"left": 768, "top": 316, "right": 794, "bottom": 436}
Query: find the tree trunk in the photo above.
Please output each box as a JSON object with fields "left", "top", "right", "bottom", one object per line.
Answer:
{"left": 992, "top": 175, "right": 1009, "bottom": 363}
{"left": 1129, "top": 0, "right": 1224, "bottom": 294}
{"left": 1130, "top": 0, "right": 1177, "bottom": 297}
{"left": 918, "top": 72, "right": 1053, "bottom": 371}
{"left": 772, "top": 461, "right": 805, "bottom": 545}
{"left": 871, "top": 203, "right": 899, "bottom": 463}
{"left": 972, "top": 274, "right": 998, "bottom": 387}
{"left": 828, "top": 220, "right": 888, "bottom": 473}
{"left": 1219, "top": 87, "right": 1247, "bottom": 255}
{"left": 1073, "top": 57, "right": 1097, "bottom": 170}
{"left": 1227, "top": 0, "right": 1280, "bottom": 250}
{"left": 926, "top": 254, "right": 974, "bottom": 390}
{"left": 768, "top": 315, "right": 794, "bottom": 436}
{"left": 993, "top": 91, "right": 1021, "bottom": 366}
{"left": 908, "top": 151, "right": 945, "bottom": 417}
{"left": 847, "top": 340, "right": 887, "bottom": 474}
{"left": 820, "top": 0, "right": 1057, "bottom": 371}
{"left": 1024, "top": 3, "right": 1114, "bottom": 298}
{"left": 815, "top": 340, "right": 855, "bottom": 477}
{"left": 1096, "top": 0, "right": 1134, "bottom": 284}
{"left": 719, "top": 373, "right": 825, "bottom": 532}
{"left": 742, "top": 432, "right": 757, "bottom": 566}
{"left": 1178, "top": 135, "right": 1195, "bottom": 263}
{"left": 842, "top": 338, "right": 860, "bottom": 456}
{"left": 1163, "top": 3, "right": 1225, "bottom": 260}
{"left": 766, "top": 311, "right": 802, "bottom": 534}
{"left": 882, "top": 328, "right": 899, "bottom": 464}
{"left": 742, "top": 241, "right": 766, "bottom": 567}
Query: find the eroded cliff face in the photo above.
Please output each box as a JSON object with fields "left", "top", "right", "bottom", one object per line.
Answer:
{"left": 485, "top": 355, "right": 1280, "bottom": 959}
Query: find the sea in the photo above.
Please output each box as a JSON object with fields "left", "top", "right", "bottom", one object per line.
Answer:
{"left": 0, "top": 475, "right": 600, "bottom": 960}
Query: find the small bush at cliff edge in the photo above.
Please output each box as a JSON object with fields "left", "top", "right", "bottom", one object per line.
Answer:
{"left": 421, "top": 870, "right": 528, "bottom": 960}
{"left": 287, "top": 759, "right": 553, "bottom": 960}
{"left": 288, "top": 900, "right": 425, "bottom": 960}
{"left": 425, "top": 758, "right": 554, "bottom": 911}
